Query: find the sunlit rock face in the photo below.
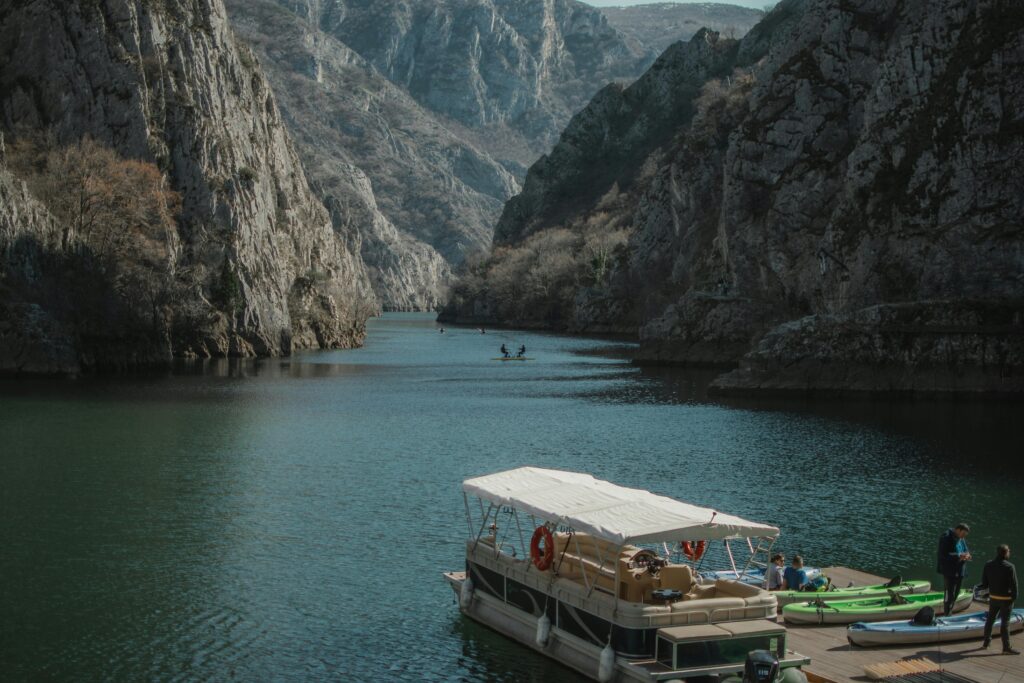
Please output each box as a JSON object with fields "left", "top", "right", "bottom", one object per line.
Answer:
{"left": 226, "top": 0, "right": 523, "bottom": 311}
{"left": 0, "top": 0, "right": 375, "bottom": 369}
{"left": 443, "top": 0, "right": 1024, "bottom": 394}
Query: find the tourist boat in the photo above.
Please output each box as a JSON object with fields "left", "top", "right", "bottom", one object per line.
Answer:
{"left": 847, "top": 608, "right": 1024, "bottom": 647}
{"left": 782, "top": 590, "right": 973, "bottom": 625}
{"left": 774, "top": 579, "right": 931, "bottom": 607}
{"left": 442, "top": 467, "right": 810, "bottom": 682}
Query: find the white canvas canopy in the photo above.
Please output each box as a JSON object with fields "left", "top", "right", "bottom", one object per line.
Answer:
{"left": 463, "top": 467, "right": 778, "bottom": 546}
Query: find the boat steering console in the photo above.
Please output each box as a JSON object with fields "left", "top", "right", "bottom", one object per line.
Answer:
{"left": 627, "top": 549, "right": 667, "bottom": 576}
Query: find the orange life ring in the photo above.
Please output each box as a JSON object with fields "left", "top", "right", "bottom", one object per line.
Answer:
{"left": 682, "top": 540, "right": 707, "bottom": 561}
{"left": 530, "top": 526, "right": 555, "bottom": 571}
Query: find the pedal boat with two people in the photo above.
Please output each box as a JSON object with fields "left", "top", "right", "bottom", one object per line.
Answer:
{"left": 442, "top": 467, "right": 810, "bottom": 682}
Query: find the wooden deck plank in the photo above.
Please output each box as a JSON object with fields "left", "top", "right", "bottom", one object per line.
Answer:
{"left": 788, "top": 567, "right": 1024, "bottom": 682}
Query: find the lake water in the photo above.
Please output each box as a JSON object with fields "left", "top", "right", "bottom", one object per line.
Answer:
{"left": 1, "top": 313, "right": 1021, "bottom": 681}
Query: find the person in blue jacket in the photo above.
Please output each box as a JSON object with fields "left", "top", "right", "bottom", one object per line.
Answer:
{"left": 783, "top": 555, "right": 808, "bottom": 592}
{"left": 937, "top": 522, "right": 972, "bottom": 615}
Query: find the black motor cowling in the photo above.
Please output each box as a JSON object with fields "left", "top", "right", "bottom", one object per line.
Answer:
{"left": 743, "top": 650, "right": 780, "bottom": 683}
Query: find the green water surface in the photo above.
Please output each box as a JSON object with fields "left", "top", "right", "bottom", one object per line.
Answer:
{"left": 1, "top": 313, "right": 1021, "bottom": 681}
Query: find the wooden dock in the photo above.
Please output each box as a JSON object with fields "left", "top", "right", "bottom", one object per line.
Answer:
{"left": 789, "top": 567, "right": 1024, "bottom": 683}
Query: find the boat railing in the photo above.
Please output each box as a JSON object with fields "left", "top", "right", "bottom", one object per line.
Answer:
{"left": 468, "top": 542, "right": 776, "bottom": 630}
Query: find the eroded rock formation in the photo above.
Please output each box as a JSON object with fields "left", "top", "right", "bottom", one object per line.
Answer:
{"left": 0, "top": 0, "right": 375, "bottom": 372}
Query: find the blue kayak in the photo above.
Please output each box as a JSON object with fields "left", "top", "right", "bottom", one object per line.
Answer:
{"left": 848, "top": 608, "right": 1024, "bottom": 647}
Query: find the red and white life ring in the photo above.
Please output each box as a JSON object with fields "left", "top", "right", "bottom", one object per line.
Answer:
{"left": 530, "top": 526, "right": 555, "bottom": 571}
{"left": 681, "top": 540, "right": 707, "bottom": 562}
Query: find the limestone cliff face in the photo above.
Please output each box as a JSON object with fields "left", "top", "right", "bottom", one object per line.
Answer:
{"left": 443, "top": 0, "right": 1024, "bottom": 394}
{"left": 224, "top": 0, "right": 520, "bottom": 310}
{"left": 281, "top": 0, "right": 649, "bottom": 172}
{"left": 0, "top": 137, "right": 79, "bottom": 375}
{"left": 0, "top": 0, "right": 375, "bottom": 370}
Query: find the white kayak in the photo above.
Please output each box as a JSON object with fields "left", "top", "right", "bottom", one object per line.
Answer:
{"left": 848, "top": 608, "right": 1024, "bottom": 647}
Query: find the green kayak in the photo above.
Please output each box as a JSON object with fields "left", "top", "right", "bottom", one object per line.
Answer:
{"left": 782, "top": 590, "right": 972, "bottom": 625}
{"left": 775, "top": 579, "right": 931, "bottom": 607}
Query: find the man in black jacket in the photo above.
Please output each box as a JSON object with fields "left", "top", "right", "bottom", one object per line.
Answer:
{"left": 980, "top": 544, "right": 1019, "bottom": 654}
{"left": 937, "top": 523, "right": 972, "bottom": 615}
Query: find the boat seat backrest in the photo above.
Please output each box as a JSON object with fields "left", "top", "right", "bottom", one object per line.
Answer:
{"left": 686, "top": 583, "right": 718, "bottom": 601}
{"left": 658, "top": 564, "right": 695, "bottom": 594}
{"left": 714, "top": 579, "right": 761, "bottom": 599}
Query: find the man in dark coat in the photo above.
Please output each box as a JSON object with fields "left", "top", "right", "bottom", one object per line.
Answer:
{"left": 980, "top": 544, "right": 1019, "bottom": 654}
{"left": 936, "top": 523, "right": 972, "bottom": 615}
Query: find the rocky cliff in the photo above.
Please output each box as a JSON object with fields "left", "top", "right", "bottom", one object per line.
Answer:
{"left": 0, "top": 0, "right": 375, "bottom": 373}
{"left": 280, "top": 0, "right": 651, "bottom": 174}
{"left": 224, "top": 0, "right": 519, "bottom": 310}
{"left": 442, "top": 0, "right": 1024, "bottom": 395}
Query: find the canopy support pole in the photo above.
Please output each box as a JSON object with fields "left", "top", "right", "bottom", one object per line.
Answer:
{"left": 574, "top": 534, "right": 591, "bottom": 593}
{"left": 725, "top": 539, "right": 738, "bottom": 575}
{"left": 471, "top": 503, "right": 495, "bottom": 555}
{"left": 512, "top": 508, "right": 527, "bottom": 563}
{"left": 463, "top": 492, "right": 474, "bottom": 540}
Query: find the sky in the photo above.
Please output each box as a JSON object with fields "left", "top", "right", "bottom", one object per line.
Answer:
{"left": 584, "top": 0, "right": 766, "bottom": 8}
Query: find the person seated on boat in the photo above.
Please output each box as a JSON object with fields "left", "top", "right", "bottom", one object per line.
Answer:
{"left": 980, "top": 544, "right": 1019, "bottom": 654}
{"left": 783, "top": 555, "right": 809, "bottom": 592}
{"left": 517, "top": 345, "right": 526, "bottom": 358}
{"left": 439, "top": 327, "right": 445, "bottom": 334}
{"left": 500, "top": 344, "right": 510, "bottom": 358}
{"left": 765, "top": 553, "right": 786, "bottom": 591}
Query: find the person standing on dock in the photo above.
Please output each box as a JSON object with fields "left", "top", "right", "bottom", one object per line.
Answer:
{"left": 937, "top": 522, "right": 972, "bottom": 615}
{"left": 980, "top": 544, "right": 1019, "bottom": 654}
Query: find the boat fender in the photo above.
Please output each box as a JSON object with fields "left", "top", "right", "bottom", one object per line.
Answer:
{"left": 597, "top": 642, "right": 615, "bottom": 682}
{"left": 459, "top": 577, "right": 474, "bottom": 610}
{"left": 535, "top": 613, "right": 551, "bottom": 647}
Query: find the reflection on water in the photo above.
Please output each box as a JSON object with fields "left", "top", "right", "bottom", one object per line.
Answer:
{"left": 0, "top": 313, "right": 1021, "bottom": 681}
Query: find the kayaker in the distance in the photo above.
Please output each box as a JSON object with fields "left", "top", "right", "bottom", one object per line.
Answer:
{"left": 517, "top": 344, "right": 526, "bottom": 358}
{"left": 500, "top": 344, "right": 510, "bottom": 358}
{"left": 764, "top": 553, "right": 786, "bottom": 591}
{"left": 783, "top": 555, "right": 808, "bottom": 592}
{"left": 937, "top": 522, "right": 972, "bottom": 615}
{"left": 980, "top": 543, "right": 1020, "bottom": 654}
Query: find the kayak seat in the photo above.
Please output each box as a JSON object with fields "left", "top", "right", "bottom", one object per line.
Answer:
{"left": 888, "top": 589, "right": 909, "bottom": 605}
{"left": 912, "top": 606, "right": 936, "bottom": 626}
{"left": 884, "top": 574, "right": 904, "bottom": 588}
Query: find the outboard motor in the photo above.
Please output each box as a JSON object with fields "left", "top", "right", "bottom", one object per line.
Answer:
{"left": 743, "top": 650, "right": 780, "bottom": 683}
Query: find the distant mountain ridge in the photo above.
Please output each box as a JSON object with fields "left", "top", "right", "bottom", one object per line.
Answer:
{"left": 225, "top": 0, "right": 761, "bottom": 310}
{"left": 600, "top": 2, "right": 764, "bottom": 55}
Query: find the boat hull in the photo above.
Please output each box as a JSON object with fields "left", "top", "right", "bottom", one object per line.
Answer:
{"left": 445, "top": 571, "right": 807, "bottom": 682}
{"left": 782, "top": 590, "right": 972, "bottom": 625}
{"left": 847, "top": 609, "right": 1024, "bottom": 647}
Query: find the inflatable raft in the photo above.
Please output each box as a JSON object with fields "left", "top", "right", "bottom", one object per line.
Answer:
{"left": 848, "top": 608, "right": 1024, "bottom": 647}
{"left": 775, "top": 580, "right": 931, "bottom": 607}
{"left": 782, "top": 590, "right": 972, "bottom": 625}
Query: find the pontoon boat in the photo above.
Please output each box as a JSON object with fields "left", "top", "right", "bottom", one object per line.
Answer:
{"left": 443, "top": 467, "right": 810, "bottom": 682}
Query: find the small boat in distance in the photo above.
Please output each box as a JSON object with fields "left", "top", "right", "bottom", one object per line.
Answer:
{"left": 491, "top": 357, "right": 534, "bottom": 361}
{"left": 443, "top": 467, "right": 810, "bottom": 682}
